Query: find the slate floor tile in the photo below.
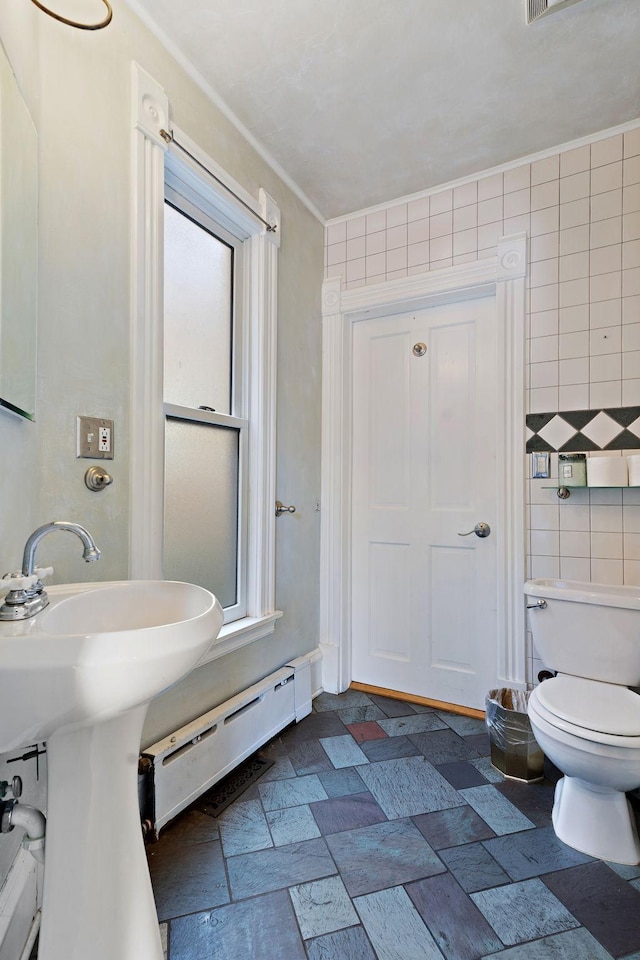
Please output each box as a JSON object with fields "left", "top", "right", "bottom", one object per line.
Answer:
{"left": 359, "top": 733, "right": 421, "bottom": 762}
{"left": 495, "top": 778, "right": 556, "bottom": 826}
{"left": 317, "top": 766, "right": 366, "bottom": 798}
{"left": 217, "top": 798, "right": 272, "bottom": 857}
{"left": 168, "top": 890, "right": 306, "bottom": 960}
{"left": 409, "top": 728, "right": 482, "bottom": 764}
{"left": 378, "top": 712, "right": 448, "bottom": 737}
{"left": 147, "top": 837, "right": 229, "bottom": 922}
{"left": 266, "top": 804, "right": 321, "bottom": 845}
{"left": 439, "top": 840, "right": 511, "bottom": 893}
{"left": 470, "top": 756, "right": 504, "bottom": 783}
{"left": 406, "top": 872, "right": 503, "bottom": 960}
{"left": 354, "top": 885, "right": 444, "bottom": 960}
{"left": 259, "top": 735, "right": 291, "bottom": 760}
{"left": 337, "top": 704, "right": 387, "bottom": 723}
{"left": 289, "top": 875, "right": 359, "bottom": 939}
{"left": 436, "top": 760, "right": 489, "bottom": 790}
{"left": 259, "top": 756, "right": 296, "bottom": 782}
{"left": 437, "top": 712, "right": 488, "bottom": 737}
{"left": 345, "top": 720, "right": 388, "bottom": 742}
{"left": 320, "top": 734, "right": 369, "bottom": 768}
{"left": 310, "top": 791, "right": 388, "bottom": 836}
{"left": 305, "top": 925, "right": 377, "bottom": 960}
{"left": 460, "top": 784, "right": 535, "bottom": 836}
{"left": 543, "top": 861, "right": 640, "bottom": 958}
{"left": 483, "top": 825, "right": 593, "bottom": 881}
{"left": 148, "top": 690, "right": 640, "bottom": 960}
{"left": 226, "top": 837, "right": 336, "bottom": 900}
{"left": 280, "top": 711, "right": 347, "bottom": 745}
{"left": 480, "top": 927, "right": 617, "bottom": 959}
{"left": 153, "top": 808, "right": 219, "bottom": 845}
{"left": 357, "top": 756, "right": 465, "bottom": 819}
{"left": 313, "top": 691, "right": 374, "bottom": 713}
{"left": 412, "top": 805, "right": 497, "bottom": 849}
{"left": 606, "top": 860, "right": 640, "bottom": 881}
{"left": 471, "top": 877, "right": 580, "bottom": 946}
{"left": 258, "top": 773, "right": 328, "bottom": 811}
{"left": 369, "top": 694, "right": 421, "bottom": 717}
{"left": 325, "top": 818, "right": 445, "bottom": 897}
{"left": 464, "top": 732, "right": 491, "bottom": 755}
{"left": 288, "top": 739, "right": 335, "bottom": 775}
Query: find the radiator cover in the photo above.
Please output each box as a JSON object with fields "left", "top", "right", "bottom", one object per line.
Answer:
{"left": 141, "top": 656, "right": 312, "bottom": 833}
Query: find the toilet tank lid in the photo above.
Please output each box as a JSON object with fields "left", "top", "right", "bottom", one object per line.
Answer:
{"left": 525, "top": 578, "right": 640, "bottom": 610}
{"left": 535, "top": 675, "right": 640, "bottom": 737}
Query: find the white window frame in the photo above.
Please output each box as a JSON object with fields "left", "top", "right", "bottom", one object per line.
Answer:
{"left": 130, "top": 63, "right": 282, "bottom": 663}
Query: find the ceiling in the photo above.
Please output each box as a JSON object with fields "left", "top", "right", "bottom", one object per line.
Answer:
{"left": 130, "top": 0, "right": 640, "bottom": 220}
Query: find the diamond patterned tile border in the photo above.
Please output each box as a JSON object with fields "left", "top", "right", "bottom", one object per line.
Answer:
{"left": 537, "top": 417, "right": 578, "bottom": 452}
{"left": 580, "top": 412, "right": 624, "bottom": 448}
{"left": 526, "top": 407, "right": 640, "bottom": 453}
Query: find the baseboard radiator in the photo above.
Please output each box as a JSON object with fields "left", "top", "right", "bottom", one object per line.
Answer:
{"left": 140, "top": 653, "right": 316, "bottom": 834}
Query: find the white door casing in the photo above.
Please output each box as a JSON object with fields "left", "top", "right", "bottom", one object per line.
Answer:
{"left": 319, "top": 235, "right": 527, "bottom": 700}
{"left": 351, "top": 298, "right": 498, "bottom": 709}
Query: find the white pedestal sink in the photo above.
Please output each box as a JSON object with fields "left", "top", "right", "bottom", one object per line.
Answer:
{"left": 0, "top": 580, "right": 223, "bottom": 960}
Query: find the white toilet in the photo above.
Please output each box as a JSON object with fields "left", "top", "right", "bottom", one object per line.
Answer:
{"left": 525, "top": 578, "right": 640, "bottom": 865}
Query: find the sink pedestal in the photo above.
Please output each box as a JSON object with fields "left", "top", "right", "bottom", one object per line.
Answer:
{"left": 0, "top": 579, "right": 223, "bottom": 958}
{"left": 38, "top": 705, "right": 163, "bottom": 960}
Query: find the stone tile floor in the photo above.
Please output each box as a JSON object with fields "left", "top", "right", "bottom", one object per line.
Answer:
{"left": 147, "top": 689, "right": 640, "bottom": 960}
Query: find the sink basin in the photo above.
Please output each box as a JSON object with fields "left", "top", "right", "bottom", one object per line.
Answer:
{"left": 0, "top": 579, "right": 223, "bottom": 753}
{"left": 0, "top": 579, "right": 223, "bottom": 960}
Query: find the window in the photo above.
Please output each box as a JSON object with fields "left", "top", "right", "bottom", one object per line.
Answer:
{"left": 163, "top": 199, "right": 247, "bottom": 621}
{"left": 130, "top": 81, "right": 282, "bottom": 658}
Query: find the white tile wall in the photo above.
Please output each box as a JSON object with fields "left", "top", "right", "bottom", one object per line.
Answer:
{"left": 326, "top": 123, "right": 640, "bottom": 683}
{"left": 526, "top": 455, "right": 640, "bottom": 674}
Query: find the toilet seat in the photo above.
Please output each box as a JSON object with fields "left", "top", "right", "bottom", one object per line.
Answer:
{"left": 530, "top": 675, "right": 640, "bottom": 745}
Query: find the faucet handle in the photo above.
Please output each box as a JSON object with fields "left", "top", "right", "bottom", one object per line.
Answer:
{"left": 1, "top": 571, "right": 40, "bottom": 592}
{"left": 1, "top": 566, "right": 53, "bottom": 593}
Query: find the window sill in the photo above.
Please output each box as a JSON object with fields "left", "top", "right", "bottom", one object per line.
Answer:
{"left": 197, "top": 610, "right": 283, "bottom": 666}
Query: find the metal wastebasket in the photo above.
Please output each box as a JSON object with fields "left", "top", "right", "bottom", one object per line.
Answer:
{"left": 485, "top": 688, "right": 544, "bottom": 782}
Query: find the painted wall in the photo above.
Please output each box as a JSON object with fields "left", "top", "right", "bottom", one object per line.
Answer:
{"left": 325, "top": 123, "right": 640, "bottom": 683}
{"left": 0, "top": 0, "right": 323, "bottom": 884}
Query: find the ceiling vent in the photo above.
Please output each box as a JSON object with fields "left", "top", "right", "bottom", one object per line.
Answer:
{"left": 527, "top": 0, "right": 587, "bottom": 23}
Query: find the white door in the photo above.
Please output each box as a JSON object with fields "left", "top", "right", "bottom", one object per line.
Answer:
{"left": 351, "top": 296, "right": 500, "bottom": 710}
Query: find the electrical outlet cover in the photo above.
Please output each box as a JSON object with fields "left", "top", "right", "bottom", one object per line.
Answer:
{"left": 77, "top": 416, "right": 114, "bottom": 459}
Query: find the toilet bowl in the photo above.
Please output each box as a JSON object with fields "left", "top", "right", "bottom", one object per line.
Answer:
{"left": 528, "top": 674, "right": 640, "bottom": 864}
{"left": 524, "top": 578, "right": 640, "bottom": 865}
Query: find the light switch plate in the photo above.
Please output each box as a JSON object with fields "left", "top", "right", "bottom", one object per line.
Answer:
{"left": 77, "top": 416, "right": 114, "bottom": 460}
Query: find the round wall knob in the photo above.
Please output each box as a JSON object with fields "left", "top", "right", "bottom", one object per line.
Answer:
{"left": 84, "top": 466, "right": 113, "bottom": 492}
{"left": 275, "top": 501, "right": 296, "bottom": 516}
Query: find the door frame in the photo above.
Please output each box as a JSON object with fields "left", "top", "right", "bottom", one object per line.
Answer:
{"left": 319, "top": 233, "right": 528, "bottom": 698}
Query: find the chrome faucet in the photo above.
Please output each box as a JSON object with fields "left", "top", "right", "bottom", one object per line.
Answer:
{"left": 21, "top": 521, "right": 101, "bottom": 577}
{"left": 0, "top": 521, "right": 101, "bottom": 621}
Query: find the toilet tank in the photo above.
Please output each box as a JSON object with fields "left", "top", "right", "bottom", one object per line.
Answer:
{"left": 525, "top": 579, "right": 640, "bottom": 686}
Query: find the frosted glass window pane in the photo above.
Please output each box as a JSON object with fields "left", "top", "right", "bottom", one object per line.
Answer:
{"left": 164, "top": 418, "right": 239, "bottom": 608}
{"left": 164, "top": 203, "right": 233, "bottom": 413}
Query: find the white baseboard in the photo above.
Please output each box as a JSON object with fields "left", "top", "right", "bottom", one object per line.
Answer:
{"left": 308, "top": 646, "right": 324, "bottom": 698}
